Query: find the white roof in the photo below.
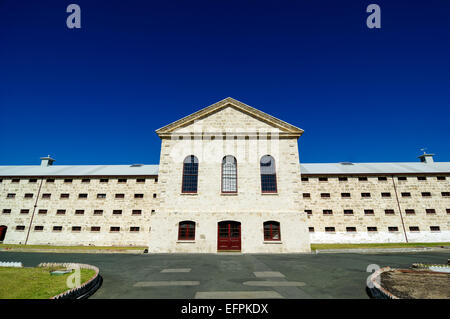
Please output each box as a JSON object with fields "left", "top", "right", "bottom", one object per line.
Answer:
{"left": 0, "top": 165, "right": 158, "bottom": 177}
{"left": 0, "top": 162, "right": 449, "bottom": 177}
{"left": 300, "top": 162, "right": 450, "bottom": 175}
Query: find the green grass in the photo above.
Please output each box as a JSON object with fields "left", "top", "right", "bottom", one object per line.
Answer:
{"left": 0, "top": 267, "right": 96, "bottom": 299}
{"left": 0, "top": 244, "right": 146, "bottom": 251}
{"left": 311, "top": 242, "right": 450, "bottom": 251}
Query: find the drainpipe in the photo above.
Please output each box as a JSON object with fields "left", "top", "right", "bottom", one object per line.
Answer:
{"left": 25, "top": 177, "right": 43, "bottom": 245}
{"left": 391, "top": 175, "right": 408, "bottom": 243}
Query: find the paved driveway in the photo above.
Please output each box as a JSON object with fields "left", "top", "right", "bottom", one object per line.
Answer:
{"left": 1, "top": 251, "right": 448, "bottom": 298}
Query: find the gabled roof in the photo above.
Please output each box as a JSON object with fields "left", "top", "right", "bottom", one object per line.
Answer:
{"left": 155, "top": 97, "right": 304, "bottom": 138}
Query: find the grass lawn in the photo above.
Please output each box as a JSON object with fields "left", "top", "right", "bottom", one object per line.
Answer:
{"left": 0, "top": 267, "right": 96, "bottom": 299}
{"left": 0, "top": 244, "right": 146, "bottom": 251}
{"left": 311, "top": 242, "right": 450, "bottom": 251}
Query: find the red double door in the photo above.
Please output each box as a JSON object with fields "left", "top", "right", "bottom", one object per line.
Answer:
{"left": 217, "top": 221, "right": 241, "bottom": 251}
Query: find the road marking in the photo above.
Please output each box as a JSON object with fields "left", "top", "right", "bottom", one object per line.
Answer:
{"left": 160, "top": 268, "right": 191, "bottom": 273}
{"left": 195, "top": 291, "right": 284, "bottom": 299}
{"left": 243, "top": 281, "right": 306, "bottom": 287}
{"left": 253, "top": 271, "right": 285, "bottom": 278}
{"left": 134, "top": 281, "right": 199, "bottom": 287}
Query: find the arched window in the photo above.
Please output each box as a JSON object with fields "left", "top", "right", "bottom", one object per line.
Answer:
{"left": 178, "top": 221, "right": 196, "bottom": 240}
{"left": 263, "top": 221, "right": 280, "bottom": 241}
{"left": 222, "top": 155, "right": 237, "bottom": 193}
{"left": 260, "top": 155, "right": 277, "bottom": 193}
{"left": 182, "top": 155, "right": 198, "bottom": 193}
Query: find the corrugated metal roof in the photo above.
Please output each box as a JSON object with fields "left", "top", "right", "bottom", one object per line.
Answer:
{"left": 300, "top": 162, "right": 450, "bottom": 175}
{"left": 0, "top": 162, "right": 449, "bottom": 177}
{"left": 0, "top": 165, "right": 158, "bottom": 177}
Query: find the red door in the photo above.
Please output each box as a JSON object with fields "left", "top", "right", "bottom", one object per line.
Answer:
{"left": 217, "top": 221, "right": 241, "bottom": 251}
{"left": 0, "top": 226, "right": 7, "bottom": 242}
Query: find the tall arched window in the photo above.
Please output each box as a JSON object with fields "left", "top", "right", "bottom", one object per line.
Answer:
{"left": 182, "top": 155, "right": 198, "bottom": 193}
{"left": 260, "top": 155, "right": 277, "bottom": 193}
{"left": 178, "top": 221, "right": 196, "bottom": 240}
{"left": 263, "top": 221, "right": 280, "bottom": 241}
{"left": 222, "top": 155, "right": 237, "bottom": 193}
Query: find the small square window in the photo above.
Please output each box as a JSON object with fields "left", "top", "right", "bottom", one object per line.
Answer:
{"left": 430, "top": 226, "right": 440, "bottom": 232}
{"left": 60, "top": 193, "right": 69, "bottom": 199}
{"left": 118, "top": 179, "right": 127, "bottom": 183}
{"left": 367, "top": 227, "right": 377, "bottom": 232}
{"left": 153, "top": 193, "right": 157, "bottom": 198}
{"left": 409, "top": 226, "right": 419, "bottom": 232}
{"left": 341, "top": 193, "right": 351, "bottom": 198}
{"left": 97, "top": 193, "right": 106, "bottom": 199}
{"left": 130, "top": 227, "right": 140, "bottom": 232}
{"left": 38, "top": 209, "right": 47, "bottom": 215}
{"left": 72, "top": 226, "right": 82, "bottom": 232}
{"left": 53, "top": 226, "right": 63, "bottom": 232}
{"left": 401, "top": 192, "right": 411, "bottom": 197}
{"left": 78, "top": 193, "right": 88, "bottom": 199}
{"left": 441, "top": 192, "right": 450, "bottom": 197}
{"left": 344, "top": 209, "right": 353, "bottom": 215}
{"left": 155, "top": 178, "right": 158, "bottom": 183}
{"left": 421, "top": 192, "right": 431, "bottom": 197}
{"left": 381, "top": 192, "right": 391, "bottom": 197}
{"left": 100, "top": 178, "right": 109, "bottom": 183}
{"left": 361, "top": 193, "right": 371, "bottom": 198}
{"left": 91, "top": 226, "right": 101, "bottom": 232}
{"left": 16, "top": 225, "right": 25, "bottom": 231}
{"left": 136, "top": 178, "right": 146, "bottom": 183}
{"left": 301, "top": 177, "right": 309, "bottom": 182}
{"left": 132, "top": 210, "right": 142, "bottom": 215}
{"left": 323, "top": 209, "right": 333, "bottom": 215}
{"left": 437, "top": 176, "right": 446, "bottom": 181}
{"left": 42, "top": 193, "right": 51, "bottom": 199}
{"left": 417, "top": 176, "right": 426, "bottom": 181}
{"left": 75, "top": 210, "right": 84, "bottom": 215}
{"left": 398, "top": 177, "right": 407, "bottom": 181}
{"left": 7, "top": 193, "right": 16, "bottom": 198}
{"left": 46, "top": 179, "right": 55, "bottom": 183}
{"left": 56, "top": 209, "right": 66, "bottom": 215}
{"left": 385, "top": 209, "right": 395, "bottom": 215}
{"left": 115, "top": 194, "right": 125, "bottom": 199}
{"left": 338, "top": 177, "right": 348, "bottom": 182}
{"left": 94, "top": 210, "right": 103, "bottom": 215}
{"left": 346, "top": 227, "right": 356, "bottom": 232}
{"left": 447, "top": 209, "right": 450, "bottom": 214}
{"left": 110, "top": 226, "right": 120, "bottom": 232}
{"left": 2, "top": 209, "right": 11, "bottom": 214}
{"left": 24, "top": 193, "right": 34, "bottom": 198}
{"left": 34, "top": 226, "right": 44, "bottom": 231}
{"left": 318, "top": 177, "right": 328, "bottom": 182}
{"left": 29, "top": 179, "right": 37, "bottom": 183}
{"left": 364, "top": 209, "right": 375, "bottom": 215}
{"left": 20, "top": 209, "right": 29, "bottom": 214}
{"left": 308, "top": 227, "right": 314, "bottom": 232}
{"left": 305, "top": 209, "right": 312, "bottom": 215}
{"left": 11, "top": 179, "right": 20, "bottom": 183}
{"left": 113, "top": 210, "right": 122, "bottom": 215}
{"left": 378, "top": 176, "right": 387, "bottom": 181}
{"left": 64, "top": 179, "right": 73, "bottom": 183}
{"left": 325, "top": 227, "right": 335, "bottom": 232}
{"left": 405, "top": 209, "right": 415, "bottom": 215}
{"left": 425, "top": 209, "right": 436, "bottom": 214}
{"left": 388, "top": 226, "right": 399, "bottom": 232}
{"left": 134, "top": 194, "right": 144, "bottom": 198}
{"left": 303, "top": 193, "right": 311, "bottom": 198}
{"left": 82, "top": 178, "right": 90, "bottom": 183}
{"left": 358, "top": 177, "right": 368, "bottom": 181}
{"left": 321, "top": 193, "right": 330, "bottom": 198}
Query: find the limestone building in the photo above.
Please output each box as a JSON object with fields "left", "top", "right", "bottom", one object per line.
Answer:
{"left": 0, "top": 98, "right": 449, "bottom": 253}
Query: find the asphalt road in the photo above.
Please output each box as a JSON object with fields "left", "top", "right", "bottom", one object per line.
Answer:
{"left": 1, "top": 251, "right": 448, "bottom": 299}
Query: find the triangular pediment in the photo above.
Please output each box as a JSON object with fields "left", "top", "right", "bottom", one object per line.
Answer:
{"left": 155, "top": 97, "right": 304, "bottom": 138}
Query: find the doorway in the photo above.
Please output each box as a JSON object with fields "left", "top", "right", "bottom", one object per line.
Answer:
{"left": 217, "top": 221, "right": 241, "bottom": 251}
{"left": 0, "top": 226, "right": 7, "bottom": 242}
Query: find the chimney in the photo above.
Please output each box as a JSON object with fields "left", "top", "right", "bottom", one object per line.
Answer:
{"left": 40, "top": 155, "right": 55, "bottom": 167}
{"left": 418, "top": 152, "right": 434, "bottom": 164}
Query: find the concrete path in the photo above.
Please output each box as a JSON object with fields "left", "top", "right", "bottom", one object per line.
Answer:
{"left": 1, "top": 251, "right": 448, "bottom": 299}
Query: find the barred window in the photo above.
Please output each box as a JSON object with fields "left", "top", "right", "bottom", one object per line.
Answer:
{"left": 178, "top": 221, "right": 195, "bottom": 240}
{"left": 182, "top": 155, "right": 199, "bottom": 193}
{"left": 260, "top": 155, "right": 277, "bottom": 193}
{"left": 263, "top": 221, "right": 281, "bottom": 241}
{"left": 222, "top": 155, "right": 237, "bottom": 193}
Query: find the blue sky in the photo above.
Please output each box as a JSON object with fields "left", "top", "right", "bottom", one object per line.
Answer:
{"left": 0, "top": 0, "right": 449, "bottom": 165}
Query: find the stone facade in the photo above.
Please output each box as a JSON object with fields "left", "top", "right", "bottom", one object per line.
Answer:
{"left": 0, "top": 98, "right": 448, "bottom": 251}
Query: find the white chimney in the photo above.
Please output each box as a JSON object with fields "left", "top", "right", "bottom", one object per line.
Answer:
{"left": 418, "top": 153, "right": 434, "bottom": 164}
{"left": 40, "top": 155, "right": 55, "bottom": 167}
